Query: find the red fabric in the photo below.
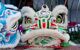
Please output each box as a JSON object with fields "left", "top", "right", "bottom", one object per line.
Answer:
{"left": 33, "top": 23, "right": 38, "bottom": 27}
{"left": 51, "top": 23, "right": 56, "bottom": 26}
{"left": 54, "top": 45, "right": 62, "bottom": 49}
{"left": 16, "top": 46, "right": 80, "bottom": 50}
{"left": 57, "top": 46, "right": 80, "bottom": 50}
{"left": 68, "top": 22, "right": 76, "bottom": 27}
{"left": 6, "top": 33, "right": 11, "bottom": 36}
{"left": 53, "top": 20, "right": 56, "bottom": 22}
{"left": 42, "top": 23, "right": 46, "bottom": 28}
{"left": 35, "top": 17, "right": 38, "bottom": 21}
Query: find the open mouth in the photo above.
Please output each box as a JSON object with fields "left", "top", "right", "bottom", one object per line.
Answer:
{"left": 21, "top": 29, "right": 69, "bottom": 46}
{"left": 28, "top": 36, "right": 61, "bottom": 46}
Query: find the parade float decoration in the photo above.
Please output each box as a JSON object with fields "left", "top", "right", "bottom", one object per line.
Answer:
{"left": 0, "top": 2, "right": 21, "bottom": 48}
{"left": 20, "top": 4, "right": 70, "bottom": 48}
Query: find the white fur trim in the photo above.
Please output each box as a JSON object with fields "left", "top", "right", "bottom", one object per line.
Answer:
{"left": 5, "top": 4, "right": 18, "bottom": 10}
{"left": 21, "top": 29, "right": 69, "bottom": 42}
{"left": 63, "top": 33, "right": 70, "bottom": 42}
{"left": 52, "top": 5, "right": 68, "bottom": 17}
{"left": 52, "top": 5, "right": 68, "bottom": 29}
{"left": 21, "top": 6, "right": 36, "bottom": 17}
{"left": 69, "top": 41, "right": 77, "bottom": 46}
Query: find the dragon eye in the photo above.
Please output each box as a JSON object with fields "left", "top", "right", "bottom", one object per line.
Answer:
{"left": 27, "top": 19, "right": 32, "bottom": 23}
{"left": 24, "top": 17, "right": 32, "bottom": 24}
{"left": 56, "top": 13, "right": 65, "bottom": 23}
{"left": 11, "top": 22, "right": 18, "bottom": 30}
{"left": 56, "top": 15, "right": 63, "bottom": 23}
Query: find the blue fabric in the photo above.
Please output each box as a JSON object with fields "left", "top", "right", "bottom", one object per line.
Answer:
{"left": 0, "top": 2, "right": 6, "bottom": 18}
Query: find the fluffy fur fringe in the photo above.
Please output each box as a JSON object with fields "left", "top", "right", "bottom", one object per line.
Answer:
{"left": 52, "top": 5, "right": 68, "bottom": 17}
{"left": 21, "top": 6, "right": 36, "bottom": 18}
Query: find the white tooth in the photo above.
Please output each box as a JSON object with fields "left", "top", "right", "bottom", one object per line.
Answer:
{"left": 75, "top": 27, "right": 78, "bottom": 32}
{"left": 69, "top": 28, "right": 71, "bottom": 33}
{"left": 72, "top": 27, "right": 74, "bottom": 32}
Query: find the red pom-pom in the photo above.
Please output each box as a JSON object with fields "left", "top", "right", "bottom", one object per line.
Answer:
{"left": 35, "top": 17, "right": 38, "bottom": 20}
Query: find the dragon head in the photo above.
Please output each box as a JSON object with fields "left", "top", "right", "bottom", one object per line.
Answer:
{"left": 21, "top": 5, "right": 70, "bottom": 47}
{"left": 0, "top": 2, "right": 21, "bottom": 48}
